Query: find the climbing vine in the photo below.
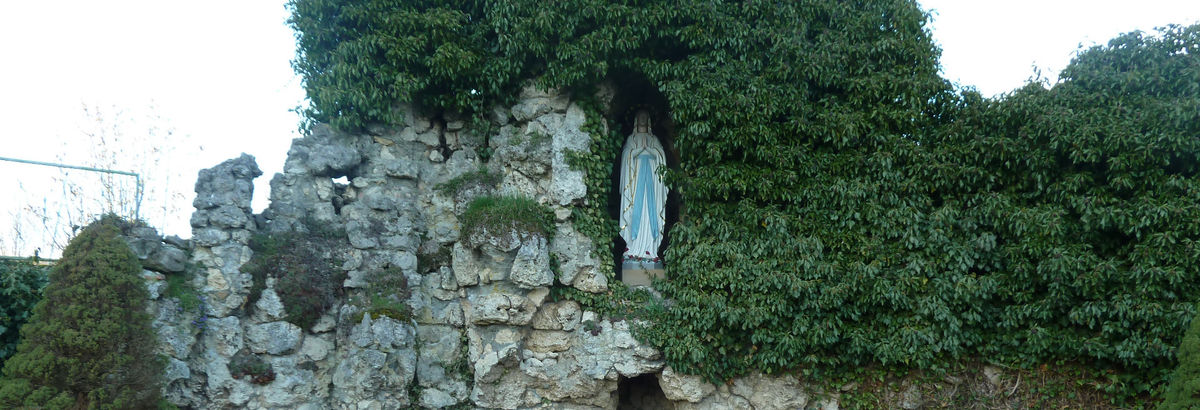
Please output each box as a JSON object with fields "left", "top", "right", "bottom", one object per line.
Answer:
{"left": 564, "top": 96, "right": 620, "bottom": 282}
{"left": 551, "top": 93, "right": 662, "bottom": 319}
{"left": 289, "top": 0, "right": 1200, "bottom": 402}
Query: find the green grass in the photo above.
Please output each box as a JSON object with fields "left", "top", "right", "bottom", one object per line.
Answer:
{"left": 350, "top": 301, "right": 411, "bottom": 323}
{"left": 164, "top": 272, "right": 200, "bottom": 311}
{"left": 460, "top": 195, "right": 553, "bottom": 239}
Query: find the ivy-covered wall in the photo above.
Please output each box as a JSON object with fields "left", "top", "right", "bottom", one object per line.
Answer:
{"left": 288, "top": 0, "right": 1200, "bottom": 400}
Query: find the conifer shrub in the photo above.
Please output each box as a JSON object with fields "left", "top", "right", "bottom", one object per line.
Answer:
{"left": 244, "top": 219, "right": 347, "bottom": 330}
{"left": 0, "top": 215, "right": 162, "bottom": 409}
{"left": 1162, "top": 310, "right": 1200, "bottom": 409}
{"left": 0, "top": 259, "right": 48, "bottom": 367}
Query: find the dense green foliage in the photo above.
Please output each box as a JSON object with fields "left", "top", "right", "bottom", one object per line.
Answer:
{"left": 0, "top": 216, "right": 162, "bottom": 409}
{"left": 913, "top": 26, "right": 1200, "bottom": 395}
{"left": 459, "top": 195, "right": 554, "bottom": 239}
{"left": 245, "top": 221, "right": 347, "bottom": 330}
{"left": 1163, "top": 304, "right": 1200, "bottom": 409}
{"left": 0, "top": 260, "right": 48, "bottom": 368}
{"left": 289, "top": 0, "right": 1200, "bottom": 400}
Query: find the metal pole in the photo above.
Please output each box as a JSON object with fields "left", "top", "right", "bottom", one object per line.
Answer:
{"left": 0, "top": 256, "right": 58, "bottom": 264}
{"left": 0, "top": 155, "right": 143, "bottom": 220}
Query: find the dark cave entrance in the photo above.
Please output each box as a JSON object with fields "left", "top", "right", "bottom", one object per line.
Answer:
{"left": 617, "top": 373, "right": 673, "bottom": 410}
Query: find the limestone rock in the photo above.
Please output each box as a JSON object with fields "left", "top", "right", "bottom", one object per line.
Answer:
{"left": 469, "top": 292, "right": 536, "bottom": 326}
{"left": 191, "top": 228, "right": 229, "bottom": 247}
{"left": 333, "top": 315, "right": 419, "bottom": 407}
{"left": 285, "top": 124, "right": 364, "bottom": 177}
{"left": 164, "top": 357, "right": 191, "bottom": 384}
{"left": 254, "top": 287, "right": 286, "bottom": 321}
{"left": 145, "top": 276, "right": 167, "bottom": 300}
{"left": 510, "top": 236, "right": 553, "bottom": 289}
{"left": 490, "top": 105, "right": 511, "bottom": 125}
{"left": 527, "top": 330, "right": 571, "bottom": 353}
{"left": 572, "top": 267, "right": 609, "bottom": 293}
{"left": 156, "top": 322, "right": 195, "bottom": 359}
{"left": 730, "top": 373, "right": 809, "bottom": 410}
{"left": 659, "top": 366, "right": 715, "bottom": 403}
{"left": 205, "top": 316, "right": 243, "bottom": 357}
{"left": 311, "top": 312, "right": 337, "bottom": 334}
{"left": 350, "top": 314, "right": 415, "bottom": 350}
{"left": 147, "top": 244, "right": 188, "bottom": 274}
{"left": 549, "top": 103, "right": 592, "bottom": 205}
{"left": 983, "top": 365, "right": 1003, "bottom": 387}
{"left": 452, "top": 242, "right": 479, "bottom": 287}
{"left": 171, "top": 89, "right": 754, "bottom": 409}
{"left": 123, "top": 226, "right": 161, "bottom": 259}
{"left": 193, "top": 154, "right": 261, "bottom": 211}
{"left": 300, "top": 334, "right": 334, "bottom": 362}
{"left": 512, "top": 98, "right": 554, "bottom": 122}
{"left": 245, "top": 321, "right": 302, "bottom": 355}
{"left": 531, "top": 301, "right": 583, "bottom": 331}
{"left": 209, "top": 204, "right": 252, "bottom": 229}
{"left": 417, "top": 326, "right": 470, "bottom": 407}
{"left": 897, "top": 383, "right": 922, "bottom": 409}
{"left": 552, "top": 223, "right": 598, "bottom": 286}
{"left": 420, "top": 388, "right": 460, "bottom": 409}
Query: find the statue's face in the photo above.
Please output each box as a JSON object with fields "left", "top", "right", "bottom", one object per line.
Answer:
{"left": 635, "top": 111, "right": 651, "bottom": 132}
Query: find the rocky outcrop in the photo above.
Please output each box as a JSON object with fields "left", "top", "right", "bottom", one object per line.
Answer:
{"left": 120, "top": 216, "right": 204, "bottom": 406}
{"left": 155, "top": 85, "right": 852, "bottom": 409}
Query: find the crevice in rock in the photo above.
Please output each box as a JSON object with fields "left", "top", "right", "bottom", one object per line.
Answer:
{"left": 437, "top": 125, "right": 455, "bottom": 160}
{"left": 618, "top": 373, "right": 673, "bottom": 410}
{"left": 331, "top": 177, "right": 348, "bottom": 216}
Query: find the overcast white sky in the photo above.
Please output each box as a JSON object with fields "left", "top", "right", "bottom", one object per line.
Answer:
{"left": 0, "top": 1, "right": 1197, "bottom": 256}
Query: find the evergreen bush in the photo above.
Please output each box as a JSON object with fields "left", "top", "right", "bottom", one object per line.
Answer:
{"left": 1162, "top": 310, "right": 1200, "bottom": 409}
{"left": 0, "top": 216, "right": 162, "bottom": 409}
{"left": 0, "top": 259, "right": 48, "bottom": 368}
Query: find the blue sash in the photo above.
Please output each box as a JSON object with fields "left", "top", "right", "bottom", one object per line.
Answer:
{"left": 630, "top": 154, "right": 660, "bottom": 240}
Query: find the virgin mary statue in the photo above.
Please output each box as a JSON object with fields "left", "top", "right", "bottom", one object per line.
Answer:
{"left": 619, "top": 110, "right": 668, "bottom": 267}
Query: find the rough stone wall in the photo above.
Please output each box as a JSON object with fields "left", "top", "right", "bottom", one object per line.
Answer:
{"left": 161, "top": 86, "right": 854, "bottom": 409}
{"left": 122, "top": 225, "right": 196, "bottom": 404}
{"left": 146, "top": 87, "right": 650, "bottom": 409}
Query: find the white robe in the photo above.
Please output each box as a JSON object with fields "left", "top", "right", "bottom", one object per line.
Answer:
{"left": 619, "top": 131, "right": 668, "bottom": 261}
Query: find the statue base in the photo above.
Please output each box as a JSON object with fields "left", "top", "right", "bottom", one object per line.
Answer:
{"left": 621, "top": 261, "right": 664, "bottom": 287}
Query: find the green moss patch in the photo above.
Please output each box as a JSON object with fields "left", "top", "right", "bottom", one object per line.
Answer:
{"left": 460, "top": 195, "right": 553, "bottom": 240}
